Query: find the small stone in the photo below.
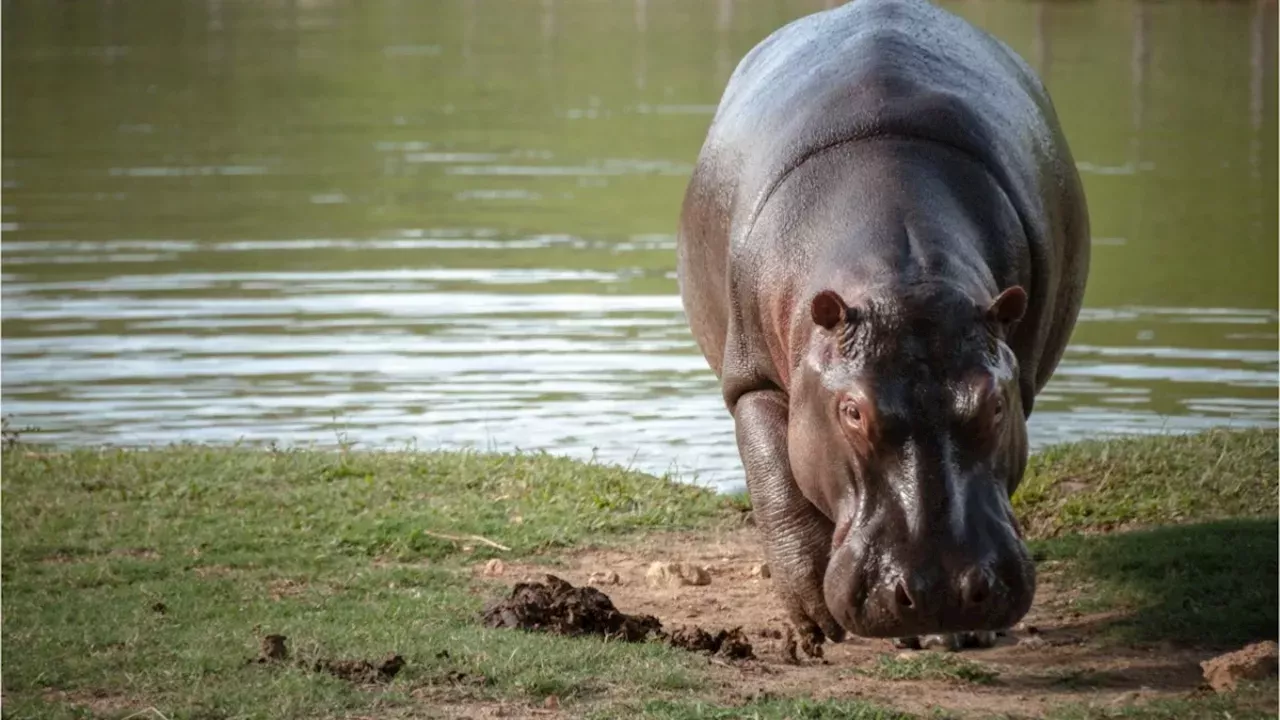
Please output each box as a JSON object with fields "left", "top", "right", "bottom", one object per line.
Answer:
{"left": 750, "top": 563, "right": 771, "bottom": 579}
{"left": 483, "top": 559, "right": 505, "bottom": 576}
{"left": 645, "top": 561, "right": 711, "bottom": 588}
{"left": 543, "top": 695, "right": 560, "bottom": 709}
{"left": 1201, "top": 641, "right": 1279, "bottom": 692}
{"left": 587, "top": 570, "right": 622, "bottom": 586}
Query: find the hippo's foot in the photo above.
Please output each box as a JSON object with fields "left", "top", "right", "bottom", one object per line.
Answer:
{"left": 892, "top": 630, "right": 999, "bottom": 651}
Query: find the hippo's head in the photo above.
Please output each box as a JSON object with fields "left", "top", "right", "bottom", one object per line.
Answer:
{"left": 787, "top": 280, "right": 1035, "bottom": 638}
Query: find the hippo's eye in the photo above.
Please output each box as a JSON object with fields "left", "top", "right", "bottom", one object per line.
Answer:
{"left": 840, "top": 398, "right": 862, "bottom": 426}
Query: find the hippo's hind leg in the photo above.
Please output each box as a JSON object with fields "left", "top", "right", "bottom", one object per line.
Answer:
{"left": 734, "top": 389, "right": 845, "bottom": 648}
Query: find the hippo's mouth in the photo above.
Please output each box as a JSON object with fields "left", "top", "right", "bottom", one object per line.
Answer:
{"left": 823, "top": 526, "right": 1036, "bottom": 639}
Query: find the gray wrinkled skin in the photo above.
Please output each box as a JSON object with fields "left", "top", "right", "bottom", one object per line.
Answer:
{"left": 676, "top": 0, "right": 1089, "bottom": 646}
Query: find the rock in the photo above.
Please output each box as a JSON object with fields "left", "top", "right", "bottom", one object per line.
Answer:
{"left": 645, "top": 561, "right": 711, "bottom": 588}
{"left": 543, "top": 695, "right": 560, "bottom": 710}
{"left": 1201, "top": 641, "right": 1279, "bottom": 692}
{"left": 750, "top": 563, "right": 771, "bottom": 579}
{"left": 483, "top": 559, "right": 505, "bottom": 576}
{"left": 587, "top": 570, "right": 622, "bottom": 586}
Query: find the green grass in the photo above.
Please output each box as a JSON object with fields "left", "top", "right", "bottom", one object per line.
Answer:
{"left": 1030, "top": 518, "right": 1277, "bottom": 647}
{"left": 1, "top": 445, "right": 737, "bottom": 719}
{"left": 1013, "top": 428, "right": 1277, "bottom": 538}
{"left": 858, "top": 652, "right": 1000, "bottom": 685}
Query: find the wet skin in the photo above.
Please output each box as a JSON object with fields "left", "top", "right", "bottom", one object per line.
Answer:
{"left": 676, "top": 0, "right": 1089, "bottom": 645}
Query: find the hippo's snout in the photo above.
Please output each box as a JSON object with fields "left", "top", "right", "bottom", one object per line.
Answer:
{"left": 823, "top": 516, "right": 1035, "bottom": 638}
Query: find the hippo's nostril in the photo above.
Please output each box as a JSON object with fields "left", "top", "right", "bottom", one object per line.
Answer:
{"left": 961, "top": 567, "right": 991, "bottom": 607}
{"left": 894, "top": 580, "right": 915, "bottom": 609}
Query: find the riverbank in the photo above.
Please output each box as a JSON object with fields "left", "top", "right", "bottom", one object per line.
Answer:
{"left": 3, "top": 428, "right": 1276, "bottom": 719}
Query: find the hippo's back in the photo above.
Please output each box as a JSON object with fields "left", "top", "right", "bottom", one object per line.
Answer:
{"left": 676, "top": 0, "right": 1088, "bottom": 398}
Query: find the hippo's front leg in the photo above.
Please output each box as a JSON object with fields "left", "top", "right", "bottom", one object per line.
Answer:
{"left": 734, "top": 389, "right": 845, "bottom": 647}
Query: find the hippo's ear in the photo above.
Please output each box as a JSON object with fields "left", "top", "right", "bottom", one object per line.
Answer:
{"left": 986, "top": 285, "right": 1028, "bottom": 328}
{"left": 810, "top": 290, "right": 852, "bottom": 331}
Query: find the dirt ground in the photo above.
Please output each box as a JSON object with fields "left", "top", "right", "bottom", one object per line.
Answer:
{"left": 464, "top": 527, "right": 1237, "bottom": 719}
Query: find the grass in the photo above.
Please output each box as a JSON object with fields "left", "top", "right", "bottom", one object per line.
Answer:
{"left": 1013, "top": 428, "right": 1277, "bottom": 538}
{"left": 3, "top": 427, "right": 1277, "bottom": 719}
{"left": 610, "top": 681, "right": 1280, "bottom": 720}
{"left": 1, "top": 445, "right": 738, "bottom": 719}
{"left": 1041, "top": 681, "right": 1280, "bottom": 720}
{"left": 858, "top": 652, "right": 1000, "bottom": 685}
{"left": 1030, "top": 519, "right": 1277, "bottom": 647}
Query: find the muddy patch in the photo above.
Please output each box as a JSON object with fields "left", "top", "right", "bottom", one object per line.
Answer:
{"left": 482, "top": 574, "right": 755, "bottom": 659}
{"left": 249, "top": 633, "right": 405, "bottom": 684}
{"left": 311, "top": 655, "right": 406, "bottom": 684}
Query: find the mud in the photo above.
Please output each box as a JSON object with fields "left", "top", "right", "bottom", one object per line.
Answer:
{"left": 249, "top": 633, "right": 404, "bottom": 684}
{"left": 311, "top": 654, "right": 405, "bottom": 684}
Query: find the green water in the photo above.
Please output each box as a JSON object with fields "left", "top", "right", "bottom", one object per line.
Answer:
{"left": 3, "top": 0, "right": 1276, "bottom": 490}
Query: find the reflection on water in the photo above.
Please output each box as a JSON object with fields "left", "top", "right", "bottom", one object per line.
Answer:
{"left": 2, "top": 0, "right": 1277, "bottom": 491}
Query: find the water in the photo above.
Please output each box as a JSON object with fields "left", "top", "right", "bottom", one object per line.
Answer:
{"left": 3, "top": 0, "right": 1276, "bottom": 492}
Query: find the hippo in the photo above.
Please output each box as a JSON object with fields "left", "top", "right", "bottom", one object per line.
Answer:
{"left": 676, "top": 0, "right": 1089, "bottom": 648}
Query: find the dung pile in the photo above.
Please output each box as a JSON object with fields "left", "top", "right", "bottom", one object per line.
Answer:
{"left": 482, "top": 574, "right": 754, "bottom": 659}
{"left": 482, "top": 574, "right": 661, "bottom": 642}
